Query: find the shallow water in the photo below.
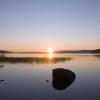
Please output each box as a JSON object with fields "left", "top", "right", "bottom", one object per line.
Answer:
{"left": 0, "top": 54, "right": 100, "bottom": 100}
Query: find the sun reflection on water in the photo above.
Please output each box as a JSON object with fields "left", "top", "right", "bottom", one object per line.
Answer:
{"left": 48, "top": 53, "right": 53, "bottom": 59}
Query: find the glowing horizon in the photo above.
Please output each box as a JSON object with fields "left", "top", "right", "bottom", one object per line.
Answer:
{"left": 0, "top": 45, "right": 100, "bottom": 52}
{"left": 0, "top": 0, "right": 100, "bottom": 51}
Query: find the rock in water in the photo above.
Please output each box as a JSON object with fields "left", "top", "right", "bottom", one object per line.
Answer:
{"left": 52, "top": 68, "right": 76, "bottom": 90}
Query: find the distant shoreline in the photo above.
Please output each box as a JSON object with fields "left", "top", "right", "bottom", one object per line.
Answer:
{"left": 0, "top": 49, "right": 100, "bottom": 54}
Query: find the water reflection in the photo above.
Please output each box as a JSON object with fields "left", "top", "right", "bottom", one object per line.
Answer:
{"left": 0, "top": 80, "right": 4, "bottom": 84}
{"left": 48, "top": 53, "right": 53, "bottom": 59}
{"left": 0, "top": 80, "right": 4, "bottom": 96}
{"left": 52, "top": 68, "right": 76, "bottom": 90}
{"left": 0, "top": 64, "right": 4, "bottom": 71}
{"left": 94, "top": 55, "right": 100, "bottom": 59}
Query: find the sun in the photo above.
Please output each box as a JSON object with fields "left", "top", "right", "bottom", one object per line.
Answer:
{"left": 48, "top": 48, "right": 53, "bottom": 53}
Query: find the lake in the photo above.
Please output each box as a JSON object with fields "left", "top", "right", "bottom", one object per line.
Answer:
{"left": 0, "top": 53, "right": 100, "bottom": 100}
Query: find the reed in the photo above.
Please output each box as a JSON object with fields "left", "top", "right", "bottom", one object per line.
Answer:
{"left": 0, "top": 56, "right": 72, "bottom": 64}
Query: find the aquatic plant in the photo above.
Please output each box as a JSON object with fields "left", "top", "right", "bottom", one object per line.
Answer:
{"left": 0, "top": 56, "right": 72, "bottom": 64}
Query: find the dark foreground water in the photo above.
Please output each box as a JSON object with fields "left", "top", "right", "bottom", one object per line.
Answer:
{"left": 0, "top": 54, "right": 100, "bottom": 100}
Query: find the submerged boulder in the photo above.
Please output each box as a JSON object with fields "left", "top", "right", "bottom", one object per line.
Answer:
{"left": 0, "top": 80, "right": 4, "bottom": 84}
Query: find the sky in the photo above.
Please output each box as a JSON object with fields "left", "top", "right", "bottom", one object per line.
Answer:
{"left": 0, "top": 0, "right": 100, "bottom": 52}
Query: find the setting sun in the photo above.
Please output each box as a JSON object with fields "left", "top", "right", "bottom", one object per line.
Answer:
{"left": 48, "top": 48, "right": 53, "bottom": 53}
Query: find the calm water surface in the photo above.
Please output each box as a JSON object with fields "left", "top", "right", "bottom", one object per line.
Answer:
{"left": 0, "top": 54, "right": 100, "bottom": 100}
